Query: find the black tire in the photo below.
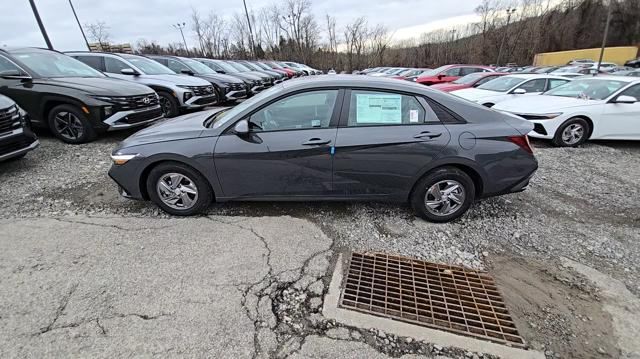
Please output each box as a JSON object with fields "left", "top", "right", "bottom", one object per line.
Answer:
{"left": 157, "top": 91, "right": 180, "bottom": 118}
{"left": 410, "top": 167, "right": 475, "bottom": 223}
{"left": 146, "top": 162, "right": 213, "bottom": 216}
{"left": 47, "top": 104, "right": 96, "bottom": 144}
{"left": 552, "top": 117, "right": 590, "bottom": 147}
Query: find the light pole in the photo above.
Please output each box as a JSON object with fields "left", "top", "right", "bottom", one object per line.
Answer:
{"left": 28, "top": 0, "right": 53, "bottom": 50}
{"left": 496, "top": 7, "right": 516, "bottom": 66}
{"left": 449, "top": 29, "right": 457, "bottom": 63}
{"left": 242, "top": 0, "right": 256, "bottom": 58}
{"left": 173, "top": 22, "right": 188, "bottom": 55}
{"left": 596, "top": 0, "right": 614, "bottom": 74}
{"left": 68, "top": 0, "right": 90, "bottom": 51}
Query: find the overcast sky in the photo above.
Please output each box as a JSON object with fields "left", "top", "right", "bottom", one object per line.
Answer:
{"left": 0, "top": 0, "right": 483, "bottom": 51}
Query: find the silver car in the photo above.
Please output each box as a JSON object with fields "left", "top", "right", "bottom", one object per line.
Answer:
{"left": 68, "top": 52, "right": 216, "bottom": 117}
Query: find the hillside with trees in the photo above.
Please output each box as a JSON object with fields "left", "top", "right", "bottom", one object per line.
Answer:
{"left": 113, "top": 0, "right": 640, "bottom": 71}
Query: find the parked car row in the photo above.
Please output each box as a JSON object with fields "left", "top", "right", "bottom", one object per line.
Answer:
{"left": 0, "top": 46, "right": 319, "bottom": 155}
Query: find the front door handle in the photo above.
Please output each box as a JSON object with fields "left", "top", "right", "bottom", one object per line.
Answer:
{"left": 414, "top": 131, "right": 442, "bottom": 139}
{"left": 302, "top": 138, "right": 331, "bottom": 146}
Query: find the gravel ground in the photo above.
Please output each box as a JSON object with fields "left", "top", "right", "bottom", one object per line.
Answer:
{"left": 1, "top": 128, "right": 639, "bottom": 358}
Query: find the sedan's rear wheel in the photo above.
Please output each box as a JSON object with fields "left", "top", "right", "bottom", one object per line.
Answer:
{"left": 411, "top": 167, "right": 475, "bottom": 223}
{"left": 552, "top": 117, "right": 589, "bottom": 147}
{"left": 147, "top": 162, "right": 213, "bottom": 216}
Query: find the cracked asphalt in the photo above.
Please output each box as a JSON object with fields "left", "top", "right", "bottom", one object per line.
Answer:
{"left": 1, "top": 128, "right": 639, "bottom": 358}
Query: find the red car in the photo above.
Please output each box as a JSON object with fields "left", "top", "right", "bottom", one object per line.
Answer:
{"left": 430, "top": 72, "right": 507, "bottom": 92}
{"left": 416, "top": 64, "right": 494, "bottom": 86}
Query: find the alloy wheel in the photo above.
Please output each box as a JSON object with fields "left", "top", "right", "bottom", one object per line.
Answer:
{"left": 156, "top": 173, "right": 199, "bottom": 210}
{"left": 53, "top": 112, "right": 84, "bottom": 141}
{"left": 159, "top": 96, "right": 172, "bottom": 116}
{"left": 561, "top": 123, "right": 584, "bottom": 145}
{"left": 424, "top": 180, "right": 466, "bottom": 217}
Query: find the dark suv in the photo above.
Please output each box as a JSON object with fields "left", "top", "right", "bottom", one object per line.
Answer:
{"left": 147, "top": 56, "right": 248, "bottom": 103}
{"left": 0, "top": 48, "right": 163, "bottom": 143}
{"left": 0, "top": 94, "right": 38, "bottom": 162}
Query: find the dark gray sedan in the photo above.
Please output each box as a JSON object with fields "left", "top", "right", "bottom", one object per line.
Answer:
{"left": 108, "top": 75, "right": 537, "bottom": 222}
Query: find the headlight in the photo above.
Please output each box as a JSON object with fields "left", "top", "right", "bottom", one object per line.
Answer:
{"left": 111, "top": 153, "right": 139, "bottom": 165}
{"left": 7, "top": 105, "right": 19, "bottom": 119}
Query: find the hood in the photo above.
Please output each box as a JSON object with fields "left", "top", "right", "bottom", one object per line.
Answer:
{"left": 0, "top": 94, "right": 15, "bottom": 109}
{"left": 245, "top": 71, "right": 271, "bottom": 80}
{"left": 196, "top": 73, "right": 244, "bottom": 84}
{"left": 493, "top": 95, "right": 602, "bottom": 113}
{"left": 431, "top": 83, "right": 468, "bottom": 92}
{"left": 227, "top": 72, "right": 263, "bottom": 82}
{"left": 450, "top": 88, "right": 501, "bottom": 101}
{"left": 118, "top": 108, "right": 223, "bottom": 148}
{"left": 35, "top": 77, "right": 153, "bottom": 96}
{"left": 142, "top": 74, "right": 211, "bottom": 87}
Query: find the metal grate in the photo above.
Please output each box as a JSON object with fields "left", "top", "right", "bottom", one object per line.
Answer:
{"left": 339, "top": 252, "right": 525, "bottom": 347}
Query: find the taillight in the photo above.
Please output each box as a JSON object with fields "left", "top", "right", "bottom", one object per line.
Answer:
{"left": 508, "top": 135, "right": 533, "bottom": 154}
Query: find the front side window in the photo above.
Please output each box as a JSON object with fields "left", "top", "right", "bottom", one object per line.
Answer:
{"left": 459, "top": 67, "right": 482, "bottom": 76}
{"left": 74, "top": 56, "right": 104, "bottom": 71}
{"left": 516, "top": 79, "right": 547, "bottom": 93}
{"left": 11, "top": 51, "right": 104, "bottom": 78}
{"left": 167, "top": 59, "right": 190, "bottom": 73}
{"left": 0, "top": 56, "right": 22, "bottom": 73}
{"left": 618, "top": 84, "right": 640, "bottom": 99}
{"left": 444, "top": 68, "right": 461, "bottom": 77}
{"left": 104, "top": 57, "right": 130, "bottom": 74}
{"left": 347, "top": 90, "right": 426, "bottom": 126}
{"left": 249, "top": 90, "right": 338, "bottom": 132}
{"left": 547, "top": 79, "right": 569, "bottom": 90}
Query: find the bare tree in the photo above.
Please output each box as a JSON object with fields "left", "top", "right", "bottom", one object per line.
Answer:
{"left": 84, "top": 21, "right": 111, "bottom": 48}
{"left": 369, "top": 24, "right": 391, "bottom": 66}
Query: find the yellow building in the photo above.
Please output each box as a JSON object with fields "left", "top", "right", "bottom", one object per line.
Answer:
{"left": 533, "top": 46, "right": 638, "bottom": 66}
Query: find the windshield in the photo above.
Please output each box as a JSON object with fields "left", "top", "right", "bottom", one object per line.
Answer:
{"left": 210, "top": 60, "right": 239, "bottom": 73}
{"left": 419, "top": 65, "right": 450, "bottom": 77}
{"left": 453, "top": 73, "right": 486, "bottom": 84}
{"left": 253, "top": 62, "right": 270, "bottom": 70}
{"left": 552, "top": 66, "right": 581, "bottom": 73}
{"left": 14, "top": 51, "right": 104, "bottom": 78}
{"left": 241, "top": 62, "right": 262, "bottom": 71}
{"left": 477, "top": 76, "right": 526, "bottom": 92}
{"left": 180, "top": 58, "right": 216, "bottom": 74}
{"left": 228, "top": 61, "right": 251, "bottom": 72}
{"left": 545, "top": 79, "right": 628, "bottom": 100}
{"left": 122, "top": 55, "right": 175, "bottom": 75}
{"left": 209, "top": 85, "right": 283, "bottom": 129}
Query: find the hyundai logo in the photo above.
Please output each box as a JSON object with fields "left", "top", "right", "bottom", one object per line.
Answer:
{"left": 142, "top": 97, "right": 151, "bottom": 105}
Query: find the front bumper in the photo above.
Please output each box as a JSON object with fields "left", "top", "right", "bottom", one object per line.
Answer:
{"left": 108, "top": 161, "right": 145, "bottom": 200}
{"left": 183, "top": 95, "right": 217, "bottom": 109}
{"left": 0, "top": 129, "right": 39, "bottom": 162}
{"left": 104, "top": 105, "right": 164, "bottom": 131}
{"left": 226, "top": 89, "right": 248, "bottom": 100}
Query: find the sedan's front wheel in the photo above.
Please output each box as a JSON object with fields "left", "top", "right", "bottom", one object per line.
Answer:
{"left": 552, "top": 117, "right": 589, "bottom": 147}
{"left": 411, "top": 167, "right": 475, "bottom": 223}
{"left": 147, "top": 162, "right": 213, "bottom": 216}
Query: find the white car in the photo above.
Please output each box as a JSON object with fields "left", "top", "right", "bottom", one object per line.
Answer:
{"left": 493, "top": 76, "right": 640, "bottom": 146}
{"left": 450, "top": 74, "right": 571, "bottom": 107}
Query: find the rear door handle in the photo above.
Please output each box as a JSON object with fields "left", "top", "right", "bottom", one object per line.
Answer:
{"left": 414, "top": 131, "right": 442, "bottom": 139}
{"left": 302, "top": 138, "right": 331, "bottom": 146}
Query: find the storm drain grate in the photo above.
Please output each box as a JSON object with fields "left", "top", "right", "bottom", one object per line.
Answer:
{"left": 339, "top": 252, "right": 525, "bottom": 347}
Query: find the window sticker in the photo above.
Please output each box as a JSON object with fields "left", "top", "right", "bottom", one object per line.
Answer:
{"left": 409, "top": 110, "right": 419, "bottom": 123}
{"left": 356, "top": 93, "right": 402, "bottom": 124}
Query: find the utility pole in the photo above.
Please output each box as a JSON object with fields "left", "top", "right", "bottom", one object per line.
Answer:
{"left": 495, "top": 8, "right": 516, "bottom": 66}
{"left": 173, "top": 23, "right": 189, "bottom": 55}
{"left": 28, "top": 0, "right": 53, "bottom": 50}
{"left": 68, "top": 0, "right": 90, "bottom": 51}
{"left": 596, "top": 0, "right": 614, "bottom": 74}
{"left": 243, "top": 0, "right": 256, "bottom": 59}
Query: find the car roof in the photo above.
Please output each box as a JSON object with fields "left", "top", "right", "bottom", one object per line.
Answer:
{"left": 502, "top": 73, "right": 568, "bottom": 80}
{"left": 280, "top": 74, "right": 439, "bottom": 92}
{"left": 578, "top": 75, "right": 639, "bottom": 83}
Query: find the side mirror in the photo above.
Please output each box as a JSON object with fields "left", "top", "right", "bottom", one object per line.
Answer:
{"left": 234, "top": 119, "right": 249, "bottom": 135}
{"left": 513, "top": 88, "right": 527, "bottom": 95}
{"left": 0, "top": 70, "right": 32, "bottom": 81}
{"left": 437, "top": 74, "right": 444, "bottom": 79}
{"left": 217, "top": 70, "right": 226, "bottom": 74}
{"left": 180, "top": 69, "right": 194, "bottom": 75}
{"left": 121, "top": 68, "right": 139, "bottom": 76}
{"left": 614, "top": 95, "right": 637, "bottom": 104}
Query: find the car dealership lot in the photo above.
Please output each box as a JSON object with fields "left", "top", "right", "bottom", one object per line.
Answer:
{"left": 1, "top": 126, "right": 639, "bottom": 358}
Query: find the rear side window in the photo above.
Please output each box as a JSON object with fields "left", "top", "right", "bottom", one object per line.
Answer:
{"left": 104, "top": 57, "right": 130, "bottom": 74}
{"left": 347, "top": 90, "right": 426, "bottom": 126}
{"left": 74, "top": 56, "right": 104, "bottom": 71}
